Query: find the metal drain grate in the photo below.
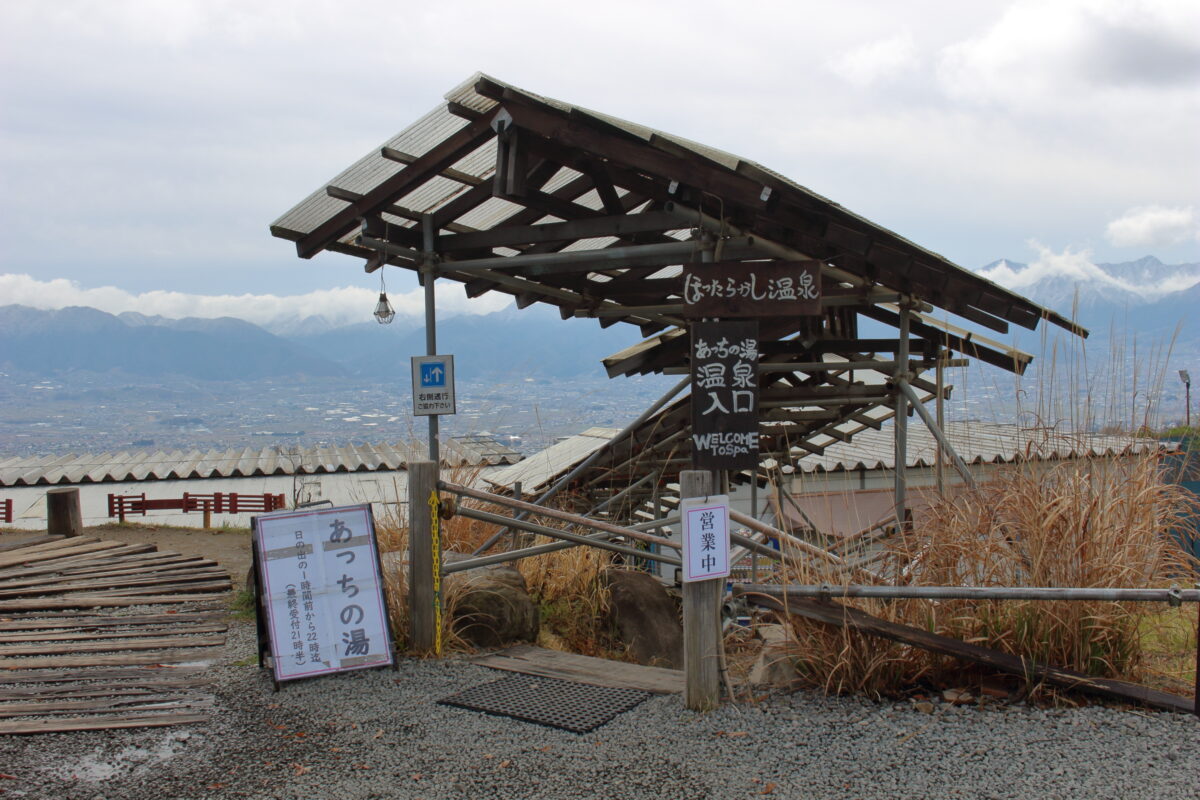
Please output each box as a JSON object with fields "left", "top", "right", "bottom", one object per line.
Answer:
{"left": 438, "top": 674, "right": 651, "bottom": 733}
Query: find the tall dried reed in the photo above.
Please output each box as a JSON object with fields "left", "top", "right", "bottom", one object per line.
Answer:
{"left": 778, "top": 449, "right": 1198, "bottom": 697}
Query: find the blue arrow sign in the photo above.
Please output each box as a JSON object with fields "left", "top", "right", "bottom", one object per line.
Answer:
{"left": 421, "top": 362, "right": 446, "bottom": 387}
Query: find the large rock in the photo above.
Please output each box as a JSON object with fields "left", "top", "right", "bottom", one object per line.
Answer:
{"left": 603, "top": 568, "right": 683, "bottom": 668}
{"left": 747, "top": 624, "right": 800, "bottom": 688}
{"left": 443, "top": 553, "right": 538, "bottom": 648}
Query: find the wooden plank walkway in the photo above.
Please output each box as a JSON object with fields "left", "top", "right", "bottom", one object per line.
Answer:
{"left": 472, "top": 644, "right": 684, "bottom": 695}
{"left": 0, "top": 536, "right": 232, "bottom": 735}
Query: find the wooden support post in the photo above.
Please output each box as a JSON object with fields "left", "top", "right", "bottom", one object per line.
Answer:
{"left": 681, "top": 470, "right": 720, "bottom": 711}
{"left": 935, "top": 350, "right": 946, "bottom": 497}
{"left": 46, "top": 488, "right": 82, "bottom": 538}
{"left": 508, "top": 481, "right": 521, "bottom": 549}
{"left": 203, "top": 502, "right": 212, "bottom": 530}
{"left": 894, "top": 305, "right": 910, "bottom": 528}
{"left": 408, "top": 461, "right": 438, "bottom": 654}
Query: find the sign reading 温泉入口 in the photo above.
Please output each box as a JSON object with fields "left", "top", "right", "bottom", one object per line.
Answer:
{"left": 680, "top": 495, "right": 730, "bottom": 582}
{"left": 690, "top": 320, "right": 759, "bottom": 471}
{"left": 254, "top": 504, "right": 393, "bottom": 683}
{"left": 682, "top": 260, "right": 822, "bottom": 318}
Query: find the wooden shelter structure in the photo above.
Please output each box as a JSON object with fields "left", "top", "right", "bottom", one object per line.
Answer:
{"left": 272, "top": 73, "right": 1085, "bottom": 527}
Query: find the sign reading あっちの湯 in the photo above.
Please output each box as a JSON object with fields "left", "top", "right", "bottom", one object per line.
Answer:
{"left": 690, "top": 320, "right": 759, "bottom": 471}
{"left": 681, "top": 260, "right": 822, "bottom": 318}
{"left": 254, "top": 504, "right": 393, "bottom": 683}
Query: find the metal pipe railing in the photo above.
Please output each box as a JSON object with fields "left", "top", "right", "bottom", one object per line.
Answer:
{"left": 734, "top": 583, "right": 1200, "bottom": 603}
{"left": 469, "top": 376, "right": 690, "bottom": 556}
{"left": 445, "top": 506, "right": 681, "bottom": 572}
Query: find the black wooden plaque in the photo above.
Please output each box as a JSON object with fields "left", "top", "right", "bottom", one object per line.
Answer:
{"left": 682, "top": 260, "right": 822, "bottom": 318}
{"left": 690, "top": 321, "right": 759, "bottom": 471}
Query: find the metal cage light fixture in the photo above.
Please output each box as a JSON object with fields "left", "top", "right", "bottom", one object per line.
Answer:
{"left": 373, "top": 267, "right": 395, "bottom": 325}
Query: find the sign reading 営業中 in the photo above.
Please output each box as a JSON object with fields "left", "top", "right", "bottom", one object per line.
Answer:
{"left": 680, "top": 495, "right": 730, "bottom": 582}
{"left": 254, "top": 504, "right": 393, "bottom": 683}
{"left": 681, "top": 260, "right": 822, "bottom": 318}
{"left": 690, "top": 320, "right": 759, "bottom": 471}
{"left": 411, "top": 355, "right": 456, "bottom": 416}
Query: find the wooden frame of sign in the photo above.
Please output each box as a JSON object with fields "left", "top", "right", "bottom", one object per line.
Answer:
{"left": 682, "top": 260, "right": 822, "bottom": 318}
{"left": 251, "top": 503, "right": 395, "bottom": 689}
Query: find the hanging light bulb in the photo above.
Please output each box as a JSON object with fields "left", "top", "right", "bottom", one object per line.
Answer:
{"left": 373, "top": 267, "right": 395, "bottom": 324}
{"left": 374, "top": 292, "right": 395, "bottom": 324}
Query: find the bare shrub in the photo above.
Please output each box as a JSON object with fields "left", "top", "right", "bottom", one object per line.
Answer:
{"left": 778, "top": 449, "right": 1199, "bottom": 698}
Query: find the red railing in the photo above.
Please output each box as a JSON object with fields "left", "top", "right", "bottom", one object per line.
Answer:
{"left": 1, "top": 499, "right": 11, "bottom": 524}
{"left": 107, "top": 492, "right": 287, "bottom": 522}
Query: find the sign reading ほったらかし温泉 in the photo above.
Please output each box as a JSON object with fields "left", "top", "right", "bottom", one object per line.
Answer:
{"left": 680, "top": 495, "right": 730, "bottom": 582}
{"left": 682, "top": 260, "right": 822, "bottom": 318}
{"left": 254, "top": 504, "right": 393, "bottom": 683}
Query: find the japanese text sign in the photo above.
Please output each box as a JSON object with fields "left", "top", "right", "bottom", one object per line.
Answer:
{"left": 680, "top": 495, "right": 731, "bottom": 582}
{"left": 411, "top": 355, "right": 456, "bottom": 416}
{"left": 682, "top": 260, "right": 822, "bottom": 318}
{"left": 690, "top": 320, "right": 759, "bottom": 471}
{"left": 254, "top": 504, "right": 393, "bottom": 683}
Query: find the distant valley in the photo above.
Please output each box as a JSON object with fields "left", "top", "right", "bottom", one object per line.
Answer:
{"left": 1, "top": 256, "right": 1195, "bottom": 457}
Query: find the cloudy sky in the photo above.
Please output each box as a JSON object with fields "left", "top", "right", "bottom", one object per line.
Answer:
{"left": 1, "top": 0, "right": 1197, "bottom": 326}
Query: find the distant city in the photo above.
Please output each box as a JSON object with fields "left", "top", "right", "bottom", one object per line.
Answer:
{"left": 1, "top": 256, "right": 1195, "bottom": 459}
{"left": 0, "top": 372, "right": 678, "bottom": 458}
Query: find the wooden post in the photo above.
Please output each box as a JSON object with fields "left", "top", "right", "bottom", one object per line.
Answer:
{"left": 681, "top": 469, "right": 720, "bottom": 711}
{"left": 408, "top": 460, "right": 438, "bottom": 653}
{"left": 47, "top": 488, "right": 82, "bottom": 538}
{"left": 935, "top": 350, "right": 945, "bottom": 498}
{"left": 203, "top": 502, "right": 212, "bottom": 530}
{"left": 509, "top": 481, "right": 522, "bottom": 549}
{"left": 894, "top": 305, "right": 910, "bottom": 528}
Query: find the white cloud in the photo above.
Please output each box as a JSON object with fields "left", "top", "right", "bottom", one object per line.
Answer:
{"left": 1105, "top": 205, "right": 1197, "bottom": 247}
{"left": 0, "top": 274, "right": 511, "bottom": 328}
{"left": 937, "top": 0, "right": 1200, "bottom": 108}
{"left": 826, "top": 33, "right": 918, "bottom": 88}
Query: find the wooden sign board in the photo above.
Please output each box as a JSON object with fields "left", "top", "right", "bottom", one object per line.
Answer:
{"left": 680, "top": 495, "right": 731, "bottom": 582}
{"left": 690, "top": 320, "right": 759, "bottom": 471}
{"left": 682, "top": 260, "right": 822, "bottom": 318}
{"left": 253, "top": 504, "right": 394, "bottom": 684}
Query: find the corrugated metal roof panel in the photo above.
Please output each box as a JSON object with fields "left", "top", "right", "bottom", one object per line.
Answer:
{"left": 0, "top": 437, "right": 521, "bottom": 487}
{"left": 484, "top": 427, "right": 620, "bottom": 491}
{"left": 272, "top": 104, "right": 472, "bottom": 238}
{"left": 790, "top": 421, "right": 1166, "bottom": 474}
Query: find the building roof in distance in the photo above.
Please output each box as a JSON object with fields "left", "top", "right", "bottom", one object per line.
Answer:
{"left": 0, "top": 436, "right": 522, "bottom": 487}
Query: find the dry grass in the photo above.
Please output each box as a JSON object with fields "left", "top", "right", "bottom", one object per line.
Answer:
{"left": 777, "top": 450, "right": 1199, "bottom": 699}
{"left": 515, "top": 539, "right": 616, "bottom": 657}
{"left": 373, "top": 466, "right": 620, "bottom": 656}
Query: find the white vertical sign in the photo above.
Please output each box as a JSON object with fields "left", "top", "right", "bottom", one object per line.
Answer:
{"left": 680, "top": 495, "right": 731, "bottom": 582}
{"left": 411, "top": 354, "right": 456, "bottom": 416}
{"left": 255, "top": 504, "right": 393, "bottom": 682}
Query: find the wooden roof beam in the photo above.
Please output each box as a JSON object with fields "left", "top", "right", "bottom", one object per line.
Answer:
{"left": 436, "top": 209, "right": 687, "bottom": 253}
{"left": 297, "top": 109, "right": 499, "bottom": 259}
{"left": 379, "top": 146, "right": 486, "bottom": 187}
{"left": 476, "top": 87, "right": 772, "bottom": 214}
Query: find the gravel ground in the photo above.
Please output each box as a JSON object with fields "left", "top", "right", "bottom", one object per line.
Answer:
{"left": 1, "top": 620, "right": 1197, "bottom": 800}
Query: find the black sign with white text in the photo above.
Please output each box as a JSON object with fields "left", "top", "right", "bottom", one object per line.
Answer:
{"left": 682, "top": 260, "right": 822, "bottom": 318}
{"left": 690, "top": 321, "right": 759, "bottom": 471}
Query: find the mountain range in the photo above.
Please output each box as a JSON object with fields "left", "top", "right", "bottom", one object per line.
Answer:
{"left": 978, "top": 255, "right": 1200, "bottom": 338}
{"left": 0, "top": 302, "right": 644, "bottom": 381}
{"left": 1, "top": 257, "right": 1195, "bottom": 382}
